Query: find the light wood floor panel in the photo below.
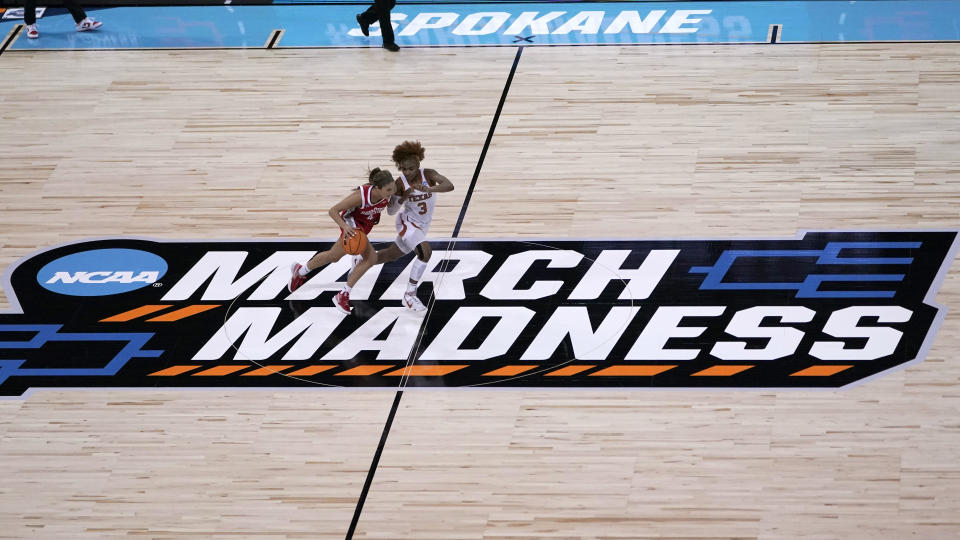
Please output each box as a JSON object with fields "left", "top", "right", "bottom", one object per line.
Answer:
{"left": 0, "top": 47, "right": 514, "bottom": 538}
{"left": 358, "top": 43, "right": 960, "bottom": 540}
{"left": 0, "top": 390, "right": 399, "bottom": 539}
{"left": 0, "top": 42, "right": 958, "bottom": 539}
{"left": 461, "top": 44, "right": 960, "bottom": 238}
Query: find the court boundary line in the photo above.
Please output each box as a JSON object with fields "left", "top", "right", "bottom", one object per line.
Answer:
{"left": 0, "top": 23, "right": 22, "bottom": 55}
{"left": 3, "top": 39, "right": 959, "bottom": 54}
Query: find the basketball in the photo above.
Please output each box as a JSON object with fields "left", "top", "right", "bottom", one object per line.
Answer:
{"left": 342, "top": 229, "right": 368, "bottom": 255}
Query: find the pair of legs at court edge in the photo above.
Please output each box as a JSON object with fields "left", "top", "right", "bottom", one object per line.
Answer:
{"left": 355, "top": 0, "right": 400, "bottom": 52}
{"left": 22, "top": 0, "right": 102, "bottom": 39}
{"left": 291, "top": 238, "right": 430, "bottom": 314}
{"left": 295, "top": 238, "right": 432, "bottom": 314}
{"left": 297, "top": 227, "right": 379, "bottom": 315}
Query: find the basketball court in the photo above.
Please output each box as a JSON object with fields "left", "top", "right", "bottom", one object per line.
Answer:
{"left": 1, "top": 1, "right": 959, "bottom": 538}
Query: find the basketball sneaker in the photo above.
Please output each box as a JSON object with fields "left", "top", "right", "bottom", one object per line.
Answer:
{"left": 76, "top": 18, "right": 102, "bottom": 32}
{"left": 26, "top": 25, "right": 39, "bottom": 39}
{"left": 402, "top": 292, "right": 426, "bottom": 312}
{"left": 350, "top": 255, "right": 361, "bottom": 272}
{"left": 333, "top": 290, "right": 352, "bottom": 315}
{"left": 289, "top": 263, "right": 307, "bottom": 293}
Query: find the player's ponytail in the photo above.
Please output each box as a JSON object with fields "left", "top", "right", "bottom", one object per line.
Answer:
{"left": 368, "top": 168, "right": 394, "bottom": 188}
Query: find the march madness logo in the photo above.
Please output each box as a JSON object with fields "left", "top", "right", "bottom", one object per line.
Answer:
{"left": 1, "top": 232, "right": 957, "bottom": 397}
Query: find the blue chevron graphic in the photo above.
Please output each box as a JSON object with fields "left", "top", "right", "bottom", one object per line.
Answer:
{"left": 689, "top": 241, "right": 921, "bottom": 298}
{"left": 0, "top": 324, "right": 163, "bottom": 387}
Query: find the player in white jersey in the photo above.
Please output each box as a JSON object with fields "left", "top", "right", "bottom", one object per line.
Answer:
{"left": 373, "top": 140, "right": 454, "bottom": 311}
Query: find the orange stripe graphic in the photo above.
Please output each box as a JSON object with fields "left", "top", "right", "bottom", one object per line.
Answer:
{"left": 149, "top": 365, "right": 200, "bottom": 376}
{"left": 336, "top": 365, "right": 394, "bottom": 376}
{"left": 483, "top": 365, "right": 539, "bottom": 376}
{"left": 384, "top": 365, "right": 468, "bottom": 377}
{"left": 791, "top": 365, "right": 853, "bottom": 377}
{"left": 692, "top": 365, "right": 754, "bottom": 377}
{"left": 591, "top": 365, "right": 676, "bottom": 377}
{"left": 546, "top": 365, "right": 595, "bottom": 376}
{"left": 242, "top": 365, "right": 295, "bottom": 376}
{"left": 147, "top": 305, "right": 220, "bottom": 322}
{"left": 287, "top": 365, "right": 337, "bottom": 377}
{"left": 192, "top": 365, "right": 249, "bottom": 376}
{"left": 101, "top": 305, "right": 172, "bottom": 322}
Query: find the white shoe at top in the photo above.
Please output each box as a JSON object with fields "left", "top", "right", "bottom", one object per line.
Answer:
{"left": 403, "top": 293, "right": 427, "bottom": 312}
{"left": 76, "top": 18, "right": 102, "bottom": 32}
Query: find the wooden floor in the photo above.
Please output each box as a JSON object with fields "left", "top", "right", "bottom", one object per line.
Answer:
{"left": 1, "top": 43, "right": 959, "bottom": 539}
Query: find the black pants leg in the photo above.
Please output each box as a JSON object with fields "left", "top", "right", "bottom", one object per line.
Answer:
{"left": 358, "top": 0, "right": 396, "bottom": 46}
{"left": 23, "top": 0, "right": 87, "bottom": 25}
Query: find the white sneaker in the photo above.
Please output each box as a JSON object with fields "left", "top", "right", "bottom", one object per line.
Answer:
{"left": 350, "top": 255, "right": 362, "bottom": 272}
{"left": 402, "top": 292, "right": 426, "bottom": 312}
{"left": 76, "top": 18, "right": 102, "bottom": 32}
{"left": 26, "top": 24, "right": 39, "bottom": 39}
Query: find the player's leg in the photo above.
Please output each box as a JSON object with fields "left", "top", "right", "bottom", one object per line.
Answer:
{"left": 375, "top": 0, "right": 398, "bottom": 50}
{"left": 375, "top": 242, "right": 406, "bottom": 266}
{"left": 402, "top": 242, "right": 431, "bottom": 312}
{"left": 65, "top": 0, "right": 102, "bottom": 31}
{"left": 333, "top": 241, "right": 376, "bottom": 314}
{"left": 346, "top": 241, "right": 377, "bottom": 288}
{"left": 307, "top": 240, "right": 346, "bottom": 271}
{"left": 289, "top": 238, "right": 347, "bottom": 293}
{"left": 24, "top": 0, "right": 39, "bottom": 37}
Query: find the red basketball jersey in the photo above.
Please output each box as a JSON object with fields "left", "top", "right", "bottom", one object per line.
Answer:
{"left": 341, "top": 184, "right": 389, "bottom": 234}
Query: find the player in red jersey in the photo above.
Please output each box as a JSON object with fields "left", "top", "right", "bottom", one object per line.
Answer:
{"left": 288, "top": 168, "right": 398, "bottom": 314}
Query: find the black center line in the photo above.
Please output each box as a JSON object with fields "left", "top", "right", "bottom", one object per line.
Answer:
{"left": 344, "top": 45, "right": 525, "bottom": 540}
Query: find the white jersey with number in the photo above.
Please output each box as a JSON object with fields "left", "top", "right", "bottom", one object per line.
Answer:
{"left": 395, "top": 168, "right": 436, "bottom": 231}
{"left": 390, "top": 169, "right": 437, "bottom": 254}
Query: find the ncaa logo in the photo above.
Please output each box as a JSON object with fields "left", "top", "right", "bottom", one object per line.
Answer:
{"left": 36, "top": 249, "right": 168, "bottom": 296}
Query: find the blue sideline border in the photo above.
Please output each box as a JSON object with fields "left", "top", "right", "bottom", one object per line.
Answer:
{"left": 2, "top": 1, "right": 959, "bottom": 50}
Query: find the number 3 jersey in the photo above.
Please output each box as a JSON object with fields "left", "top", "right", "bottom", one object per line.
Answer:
{"left": 391, "top": 168, "right": 436, "bottom": 233}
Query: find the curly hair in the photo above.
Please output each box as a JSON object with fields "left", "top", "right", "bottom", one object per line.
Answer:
{"left": 392, "top": 140, "right": 425, "bottom": 166}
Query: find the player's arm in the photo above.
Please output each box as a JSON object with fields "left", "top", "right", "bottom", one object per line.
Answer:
{"left": 329, "top": 190, "right": 363, "bottom": 237}
{"left": 414, "top": 169, "right": 454, "bottom": 193}
{"left": 387, "top": 195, "right": 404, "bottom": 215}
{"left": 390, "top": 177, "right": 413, "bottom": 214}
